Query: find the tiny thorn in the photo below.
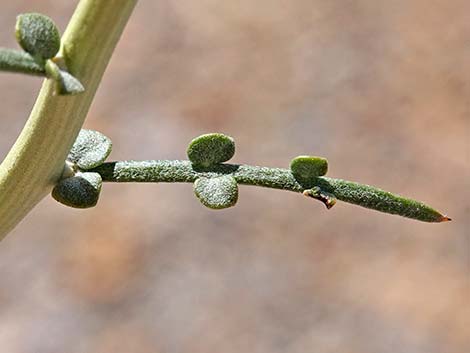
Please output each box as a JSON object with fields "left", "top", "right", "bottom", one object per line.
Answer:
{"left": 440, "top": 215, "right": 452, "bottom": 222}
{"left": 303, "top": 188, "right": 336, "bottom": 209}
{"left": 324, "top": 197, "right": 337, "bottom": 209}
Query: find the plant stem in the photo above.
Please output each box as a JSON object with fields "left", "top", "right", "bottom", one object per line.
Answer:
{"left": 0, "top": 0, "right": 138, "bottom": 239}
{"left": 91, "top": 160, "right": 449, "bottom": 223}
{"left": 0, "top": 48, "right": 46, "bottom": 75}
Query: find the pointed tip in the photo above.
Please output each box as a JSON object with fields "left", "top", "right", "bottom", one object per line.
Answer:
{"left": 439, "top": 215, "right": 452, "bottom": 222}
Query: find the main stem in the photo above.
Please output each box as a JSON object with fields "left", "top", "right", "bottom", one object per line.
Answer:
{"left": 0, "top": 0, "right": 137, "bottom": 239}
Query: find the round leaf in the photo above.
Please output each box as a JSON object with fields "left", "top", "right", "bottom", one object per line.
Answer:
{"left": 51, "top": 172, "right": 102, "bottom": 208}
{"left": 290, "top": 156, "right": 328, "bottom": 186}
{"left": 68, "top": 129, "right": 112, "bottom": 170}
{"left": 15, "top": 13, "right": 61, "bottom": 59}
{"left": 194, "top": 175, "right": 238, "bottom": 209}
{"left": 187, "top": 133, "right": 235, "bottom": 168}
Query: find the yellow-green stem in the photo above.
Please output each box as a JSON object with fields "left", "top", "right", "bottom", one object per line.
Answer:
{"left": 0, "top": 0, "right": 137, "bottom": 239}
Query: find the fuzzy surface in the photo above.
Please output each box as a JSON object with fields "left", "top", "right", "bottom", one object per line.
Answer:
{"left": 15, "top": 13, "right": 60, "bottom": 59}
{"left": 194, "top": 175, "right": 239, "bottom": 209}
{"left": 51, "top": 172, "right": 102, "bottom": 208}
{"left": 0, "top": 48, "right": 45, "bottom": 75}
{"left": 290, "top": 156, "right": 328, "bottom": 186}
{"left": 91, "top": 160, "right": 445, "bottom": 222}
{"left": 187, "top": 133, "right": 235, "bottom": 168}
{"left": 68, "top": 129, "right": 112, "bottom": 170}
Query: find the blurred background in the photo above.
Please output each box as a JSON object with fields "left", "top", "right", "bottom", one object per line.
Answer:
{"left": 0, "top": 1, "right": 468, "bottom": 352}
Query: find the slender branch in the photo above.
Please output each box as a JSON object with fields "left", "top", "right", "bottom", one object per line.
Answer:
{"left": 0, "top": 0, "right": 137, "bottom": 239}
{"left": 0, "top": 48, "right": 45, "bottom": 75}
{"left": 91, "top": 160, "right": 449, "bottom": 223}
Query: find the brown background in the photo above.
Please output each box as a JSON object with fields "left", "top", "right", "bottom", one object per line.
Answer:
{"left": 0, "top": 1, "right": 468, "bottom": 352}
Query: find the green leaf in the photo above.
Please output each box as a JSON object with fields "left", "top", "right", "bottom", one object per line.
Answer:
{"left": 56, "top": 69, "right": 84, "bottom": 95}
{"left": 290, "top": 156, "right": 328, "bottom": 187}
{"left": 0, "top": 48, "right": 45, "bottom": 76}
{"left": 45, "top": 60, "right": 84, "bottom": 95}
{"left": 194, "top": 175, "right": 238, "bottom": 209}
{"left": 51, "top": 172, "right": 102, "bottom": 208}
{"left": 68, "top": 129, "right": 112, "bottom": 170}
{"left": 187, "top": 133, "right": 235, "bottom": 168}
{"left": 15, "top": 13, "right": 61, "bottom": 59}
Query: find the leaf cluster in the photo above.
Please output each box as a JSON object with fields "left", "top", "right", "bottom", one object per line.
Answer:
{"left": 0, "top": 13, "right": 83, "bottom": 95}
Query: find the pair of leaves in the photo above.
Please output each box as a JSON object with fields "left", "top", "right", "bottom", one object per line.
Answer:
{"left": 52, "top": 130, "right": 112, "bottom": 208}
{"left": 54, "top": 132, "right": 240, "bottom": 210}
{"left": 188, "top": 133, "right": 238, "bottom": 209}
{"left": 0, "top": 13, "right": 83, "bottom": 95}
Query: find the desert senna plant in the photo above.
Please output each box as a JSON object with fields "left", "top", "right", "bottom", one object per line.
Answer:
{"left": 0, "top": 3, "right": 449, "bottom": 242}
{"left": 52, "top": 130, "right": 450, "bottom": 223}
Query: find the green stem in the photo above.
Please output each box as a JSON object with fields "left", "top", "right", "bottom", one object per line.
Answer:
{"left": 0, "top": 48, "right": 45, "bottom": 75}
{"left": 0, "top": 0, "right": 138, "bottom": 239}
{"left": 91, "top": 160, "right": 449, "bottom": 223}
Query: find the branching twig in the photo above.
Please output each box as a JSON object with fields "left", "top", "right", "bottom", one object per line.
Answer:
{"left": 51, "top": 130, "right": 450, "bottom": 223}
{"left": 0, "top": 1, "right": 137, "bottom": 239}
{"left": 0, "top": 3, "right": 450, "bottom": 242}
